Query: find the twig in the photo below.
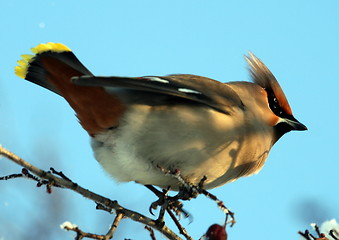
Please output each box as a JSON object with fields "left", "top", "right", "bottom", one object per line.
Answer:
{"left": 166, "top": 208, "right": 193, "bottom": 240}
{"left": 50, "top": 167, "right": 73, "bottom": 182}
{"left": 0, "top": 172, "right": 23, "bottom": 180}
{"left": 298, "top": 230, "right": 314, "bottom": 240}
{"left": 61, "top": 222, "right": 108, "bottom": 240}
{"left": 145, "top": 226, "right": 157, "bottom": 240}
{"left": 199, "top": 188, "right": 235, "bottom": 226}
{"left": 104, "top": 213, "right": 124, "bottom": 239}
{"left": 0, "top": 168, "right": 57, "bottom": 193}
{"left": 330, "top": 230, "right": 339, "bottom": 240}
{"left": 0, "top": 145, "right": 183, "bottom": 240}
{"left": 298, "top": 228, "right": 332, "bottom": 240}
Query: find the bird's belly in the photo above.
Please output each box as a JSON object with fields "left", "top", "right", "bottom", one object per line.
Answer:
{"left": 91, "top": 105, "right": 273, "bottom": 190}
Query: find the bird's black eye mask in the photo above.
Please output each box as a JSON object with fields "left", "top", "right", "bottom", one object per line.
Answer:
{"left": 266, "top": 89, "right": 287, "bottom": 118}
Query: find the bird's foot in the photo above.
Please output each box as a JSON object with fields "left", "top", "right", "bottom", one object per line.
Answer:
{"left": 145, "top": 185, "right": 190, "bottom": 222}
{"left": 157, "top": 166, "right": 236, "bottom": 227}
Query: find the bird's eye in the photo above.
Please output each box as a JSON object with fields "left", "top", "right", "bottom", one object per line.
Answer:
{"left": 268, "top": 93, "right": 283, "bottom": 116}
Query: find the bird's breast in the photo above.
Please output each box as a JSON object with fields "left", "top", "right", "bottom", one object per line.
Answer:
{"left": 92, "top": 104, "right": 274, "bottom": 190}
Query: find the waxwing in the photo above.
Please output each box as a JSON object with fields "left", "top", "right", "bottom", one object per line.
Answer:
{"left": 15, "top": 43, "right": 307, "bottom": 190}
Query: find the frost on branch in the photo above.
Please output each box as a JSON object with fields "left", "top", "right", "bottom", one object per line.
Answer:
{"left": 299, "top": 219, "right": 339, "bottom": 240}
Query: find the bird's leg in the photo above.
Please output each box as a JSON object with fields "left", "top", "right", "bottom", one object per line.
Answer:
{"left": 145, "top": 184, "right": 190, "bottom": 221}
{"left": 158, "top": 166, "right": 236, "bottom": 226}
{"left": 156, "top": 166, "right": 199, "bottom": 200}
{"left": 145, "top": 185, "right": 167, "bottom": 212}
{"left": 147, "top": 165, "right": 235, "bottom": 229}
{"left": 145, "top": 185, "right": 169, "bottom": 224}
{"left": 145, "top": 184, "right": 193, "bottom": 239}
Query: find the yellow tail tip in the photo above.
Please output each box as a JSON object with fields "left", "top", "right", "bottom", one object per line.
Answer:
{"left": 15, "top": 65, "right": 26, "bottom": 79}
{"left": 15, "top": 42, "right": 71, "bottom": 78}
{"left": 31, "top": 42, "right": 71, "bottom": 54}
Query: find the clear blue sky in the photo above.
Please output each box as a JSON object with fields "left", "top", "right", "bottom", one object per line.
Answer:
{"left": 0, "top": 1, "right": 338, "bottom": 240}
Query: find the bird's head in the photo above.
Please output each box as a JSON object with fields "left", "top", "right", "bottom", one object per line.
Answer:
{"left": 244, "top": 52, "right": 307, "bottom": 142}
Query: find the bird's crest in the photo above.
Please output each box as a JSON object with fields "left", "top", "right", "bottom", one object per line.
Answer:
{"left": 245, "top": 52, "right": 293, "bottom": 116}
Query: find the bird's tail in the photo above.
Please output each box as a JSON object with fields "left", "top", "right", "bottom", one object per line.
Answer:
{"left": 15, "top": 42, "right": 92, "bottom": 95}
{"left": 15, "top": 43, "right": 125, "bottom": 136}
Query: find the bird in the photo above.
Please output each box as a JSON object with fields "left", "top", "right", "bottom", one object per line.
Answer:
{"left": 15, "top": 42, "right": 307, "bottom": 191}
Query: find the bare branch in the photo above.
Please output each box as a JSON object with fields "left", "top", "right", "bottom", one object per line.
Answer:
{"left": 166, "top": 208, "right": 192, "bottom": 240}
{"left": 145, "top": 226, "right": 157, "bottom": 240}
{"left": 298, "top": 225, "right": 336, "bottom": 240}
{"left": 0, "top": 172, "right": 24, "bottom": 180}
{"left": 60, "top": 213, "right": 124, "bottom": 240}
{"left": 0, "top": 145, "right": 183, "bottom": 240}
{"left": 105, "top": 213, "right": 124, "bottom": 239}
{"left": 330, "top": 230, "right": 339, "bottom": 240}
{"left": 61, "top": 222, "right": 108, "bottom": 240}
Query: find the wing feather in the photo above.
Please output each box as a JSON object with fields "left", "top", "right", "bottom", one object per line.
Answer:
{"left": 72, "top": 74, "right": 244, "bottom": 114}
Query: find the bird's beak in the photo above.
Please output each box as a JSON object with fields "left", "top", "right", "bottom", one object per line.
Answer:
{"left": 284, "top": 116, "right": 308, "bottom": 131}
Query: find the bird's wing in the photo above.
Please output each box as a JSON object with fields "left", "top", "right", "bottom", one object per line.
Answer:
{"left": 72, "top": 74, "right": 244, "bottom": 114}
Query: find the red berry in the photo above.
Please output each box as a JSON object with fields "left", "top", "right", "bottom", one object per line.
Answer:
{"left": 206, "top": 224, "right": 227, "bottom": 240}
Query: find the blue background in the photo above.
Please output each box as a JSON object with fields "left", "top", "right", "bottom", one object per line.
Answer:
{"left": 0, "top": 1, "right": 338, "bottom": 239}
